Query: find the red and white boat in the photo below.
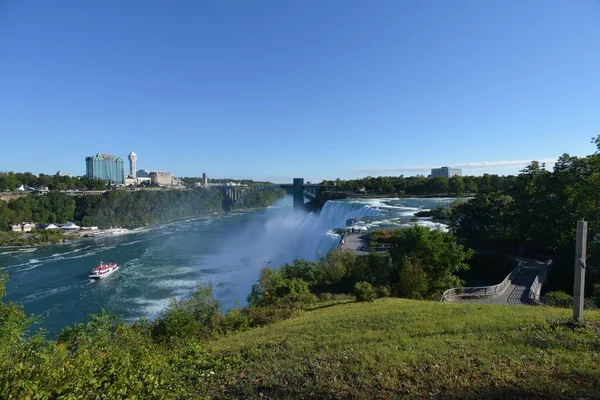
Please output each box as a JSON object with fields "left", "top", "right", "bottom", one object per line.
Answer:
{"left": 89, "top": 261, "right": 119, "bottom": 279}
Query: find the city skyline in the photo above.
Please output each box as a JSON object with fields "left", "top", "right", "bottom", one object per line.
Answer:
{"left": 1, "top": 1, "right": 599, "bottom": 182}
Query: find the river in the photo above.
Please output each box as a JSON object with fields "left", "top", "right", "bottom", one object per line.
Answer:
{"left": 0, "top": 195, "right": 455, "bottom": 337}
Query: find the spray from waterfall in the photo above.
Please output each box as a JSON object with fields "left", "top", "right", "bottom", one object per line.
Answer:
{"left": 205, "top": 199, "right": 382, "bottom": 307}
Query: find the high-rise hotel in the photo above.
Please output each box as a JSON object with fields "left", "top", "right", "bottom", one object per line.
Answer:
{"left": 85, "top": 153, "right": 125, "bottom": 184}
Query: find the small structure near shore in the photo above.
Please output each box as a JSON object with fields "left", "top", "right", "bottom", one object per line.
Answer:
{"left": 11, "top": 222, "right": 36, "bottom": 232}
{"left": 60, "top": 222, "right": 80, "bottom": 231}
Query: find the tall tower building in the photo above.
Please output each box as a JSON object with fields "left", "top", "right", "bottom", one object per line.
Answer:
{"left": 85, "top": 153, "right": 125, "bottom": 184}
{"left": 128, "top": 151, "right": 137, "bottom": 178}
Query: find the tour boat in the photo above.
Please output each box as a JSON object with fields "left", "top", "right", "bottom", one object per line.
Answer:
{"left": 88, "top": 261, "right": 119, "bottom": 279}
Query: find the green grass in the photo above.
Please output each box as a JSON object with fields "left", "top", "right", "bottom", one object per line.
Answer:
{"left": 3, "top": 298, "right": 600, "bottom": 399}
{"left": 204, "top": 299, "right": 600, "bottom": 399}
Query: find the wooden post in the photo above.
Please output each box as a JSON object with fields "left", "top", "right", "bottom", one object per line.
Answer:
{"left": 573, "top": 221, "right": 587, "bottom": 322}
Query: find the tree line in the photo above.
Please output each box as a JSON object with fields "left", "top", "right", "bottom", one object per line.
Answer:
{"left": 0, "top": 188, "right": 287, "bottom": 231}
{"left": 320, "top": 174, "right": 519, "bottom": 196}
{"left": 444, "top": 136, "right": 600, "bottom": 296}
{"left": 0, "top": 172, "right": 108, "bottom": 191}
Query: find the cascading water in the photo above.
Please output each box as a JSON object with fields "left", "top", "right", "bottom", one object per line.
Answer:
{"left": 209, "top": 199, "right": 382, "bottom": 306}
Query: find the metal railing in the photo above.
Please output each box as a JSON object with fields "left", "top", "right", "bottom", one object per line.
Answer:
{"left": 528, "top": 260, "right": 551, "bottom": 304}
{"left": 441, "top": 260, "right": 524, "bottom": 302}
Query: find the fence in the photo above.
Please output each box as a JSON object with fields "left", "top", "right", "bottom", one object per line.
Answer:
{"left": 528, "top": 260, "right": 551, "bottom": 304}
{"left": 441, "top": 260, "right": 524, "bottom": 302}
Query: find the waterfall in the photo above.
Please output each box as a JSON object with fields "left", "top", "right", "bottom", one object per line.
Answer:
{"left": 211, "top": 199, "right": 382, "bottom": 306}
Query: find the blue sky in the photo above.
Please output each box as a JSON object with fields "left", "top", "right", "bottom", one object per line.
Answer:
{"left": 1, "top": 1, "right": 599, "bottom": 182}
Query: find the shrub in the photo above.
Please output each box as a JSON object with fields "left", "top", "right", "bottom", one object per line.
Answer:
{"left": 377, "top": 286, "right": 391, "bottom": 298}
{"left": 248, "top": 268, "right": 311, "bottom": 307}
{"left": 224, "top": 308, "right": 250, "bottom": 333}
{"left": 593, "top": 284, "right": 600, "bottom": 307}
{"left": 243, "top": 304, "right": 299, "bottom": 327}
{"left": 542, "top": 291, "right": 572, "bottom": 308}
{"left": 151, "top": 284, "right": 221, "bottom": 341}
{"left": 318, "top": 293, "right": 355, "bottom": 302}
{"left": 354, "top": 281, "right": 377, "bottom": 302}
{"left": 395, "top": 258, "right": 428, "bottom": 298}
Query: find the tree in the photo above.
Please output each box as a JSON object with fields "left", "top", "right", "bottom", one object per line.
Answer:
{"left": 0, "top": 270, "right": 34, "bottom": 353}
{"left": 478, "top": 174, "right": 492, "bottom": 193}
{"left": 448, "top": 176, "right": 465, "bottom": 196}
{"left": 385, "top": 226, "right": 473, "bottom": 296}
{"left": 429, "top": 176, "right": 449, "bottom": 195}
{"left": 0, "top": 173, "right": 20, "bottom": 192}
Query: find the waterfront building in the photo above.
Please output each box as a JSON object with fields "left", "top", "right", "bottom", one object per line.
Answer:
{"left": 430, "top": 166, "right": 462, "bottom": 178}
{"left": 60, "top": 221, "right": 80, "bottom": 231}
{"left": 11, "top": 222, "right": 35, "bottom": 232}
{"left": 85, "top": 153, "right": 125, "bottom": 184}
{"left": 128, "top": 151, "right": 137, "bottom": 178}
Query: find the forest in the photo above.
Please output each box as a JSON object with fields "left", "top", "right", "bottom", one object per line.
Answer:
{"left": 0, "top": 187, "right": 287, "bottom": 232}
{"left": 0, "top": 172, "right": 108, "bottom": 191}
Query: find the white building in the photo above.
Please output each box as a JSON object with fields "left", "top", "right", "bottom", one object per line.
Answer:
{"left": 11, "top": 222, "right": 35, "bottom": 232}
{"left": 430, "top": 167, "right": 462, "bottom": 178}
{"left": 60, "top": 222, "right": 80, "bottom": 231}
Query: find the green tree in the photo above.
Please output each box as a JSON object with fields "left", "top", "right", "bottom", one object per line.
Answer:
{"left": 448, "top": 176, "right": 465, "bottom": 196}
{"left": 0, "top": 270, "right": 34, "bottom": 354}
{"left": 429, "top": 176, "right": 449, "bottom": 195}
{"left": 478, "top": 174, "right": 492, "bottom": 193}
{"left": 387, "top": 226, "right": 472, "bottom": 295}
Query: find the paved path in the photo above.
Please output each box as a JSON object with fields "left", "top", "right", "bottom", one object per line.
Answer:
{"left": 342, "top": 233, "right": 369, "bottom": 255}
{"left": 456, "top": 259, "right": 546, "bottom": 305}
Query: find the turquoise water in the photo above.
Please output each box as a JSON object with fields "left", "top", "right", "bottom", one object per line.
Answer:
{"left": 0, "top": 195, "right": 455, "bottom": 336}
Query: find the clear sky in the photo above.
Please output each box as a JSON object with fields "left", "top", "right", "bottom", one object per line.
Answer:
{"left": 1, "top": 1, "right": 599, "bottom": 182}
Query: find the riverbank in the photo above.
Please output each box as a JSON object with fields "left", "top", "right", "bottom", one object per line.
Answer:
{"left": 0, "top": 226, "right": 151, "bottom": 249}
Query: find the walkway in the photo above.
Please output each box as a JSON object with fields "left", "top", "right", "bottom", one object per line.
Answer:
{"left": 342, "top": 233, "right": 369, "bottom": 255}
{"left": 451, "top": 259, "right": 547, "bottom": 305}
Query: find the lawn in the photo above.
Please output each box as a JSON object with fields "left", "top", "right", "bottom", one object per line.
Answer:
{"left": 204, "top": 299, "right": 600, "bottom": 399}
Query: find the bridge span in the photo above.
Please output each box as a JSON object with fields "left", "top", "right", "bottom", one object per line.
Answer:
{"left": 214, "top": 178, "right": 332, "bottom": 208}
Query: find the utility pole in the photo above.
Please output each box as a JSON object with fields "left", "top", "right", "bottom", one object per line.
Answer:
{"left": 573, "top": 221, "right": 587, "bottom": 322}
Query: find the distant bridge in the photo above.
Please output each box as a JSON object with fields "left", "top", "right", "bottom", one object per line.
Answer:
{"left": 214, "top": 178, "right": 332, "bottom": 209}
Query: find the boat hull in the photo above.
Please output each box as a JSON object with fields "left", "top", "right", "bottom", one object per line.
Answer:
{"left": 88, "top": 266, "right": 119, "bottom": 279}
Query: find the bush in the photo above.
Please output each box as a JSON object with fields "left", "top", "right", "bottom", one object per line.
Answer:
{"left": 395, "top": 258, "right": 428, "bottom": 298}
{"left": 243, "top": 304, "right": 299, "bottom": 327}
{"left": 318, "top": 293, "right": 355, "bottom": 302}
{"left": 542, "top": 291, "right": 572, "bottom": 308}
{"left": 248, "top": 268, "right": 311, "bottom": 307}
{"left": 151, "top": 284, "right": 221, "bottom": 341}
{"left": 377, "top": 286, "right": 391, "bottom": 298}
{"left": 354, "top": 281, "right": 377, "bottom": 302}
{"left": 593, "top": 284, "right": 600, "bottom": 308}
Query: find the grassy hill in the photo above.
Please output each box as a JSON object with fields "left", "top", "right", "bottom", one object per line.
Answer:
{"left": 3, "top": 297, "right": 600, "bottom": 399}
{"left": 204, "top": 299, "right": 600, "bottom": 399}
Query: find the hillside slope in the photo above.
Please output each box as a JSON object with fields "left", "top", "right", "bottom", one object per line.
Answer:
{"left": 206, "top": 299, "right": 600, "bottom": 399}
